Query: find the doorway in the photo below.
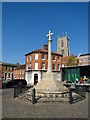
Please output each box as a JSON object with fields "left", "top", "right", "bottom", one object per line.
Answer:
{"left": 34, "top": 74, "right": 38, "bottom": 85}
{"left": 5, "top": 73, "right": 7, "bottom": 80}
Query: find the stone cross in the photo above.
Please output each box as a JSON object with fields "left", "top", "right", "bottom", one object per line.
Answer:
{"left": 46, "top": 30, "right": 53, "bottom": 73}
{"left": 46, "top": 30, "right": 53, "bottom": 40}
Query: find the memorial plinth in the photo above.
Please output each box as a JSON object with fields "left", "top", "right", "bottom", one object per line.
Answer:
{"left": 35, "top": 30, "right": 68, "bottom": 101}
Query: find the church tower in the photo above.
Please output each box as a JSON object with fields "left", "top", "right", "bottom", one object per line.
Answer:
{"left": 57, "top": 32, "right": 70, "bottom": 57}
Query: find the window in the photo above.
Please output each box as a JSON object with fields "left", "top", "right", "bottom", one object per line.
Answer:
{"left": 83, "top": 58, "right": 86, "bottom": 62}
{"left": 61, "top": 40, "right": 64, "bottom": 47}
{"left": 53, "top": 64, "right": 55, "bottom": 70}
{"left": 62, "top": 50, "right": 64, "bottom": 55}
{"left": 35, "top": 63, "right": 38, "bottom": 70}
{"left": 0, "top": 71, "right": 2, "bottom": 75}
{"left": 79, "top": 58, "right": 82, "bottom": 63}
{"left": 22, "top": 70, "right": 24, "bottom": 74}
{"left": 42, "top": 53, "right": 45, "bottom": 60}
{"left": 88, "top": 57, "right": 90, "bottom": 61}
{"left": 53, "top": 56, "right": 55, "bottom": 61}
{"left": 58, "top": 56, "right": 60, "bottom": 61}
{"left": 9, "top": 67, "right": 11, "bottom": 71}
{"left": 27, "top": 64, "right": 28, "bottom": 70}
{"left": 58, "top": 64, "right": 60, "bottom": 71}
{"left": 35, "top": 54, "right": 38, "bottom": 60}
{"left": 29, "top": 63, "right": 31, "bottom": 70}
{"left": 27, "top": 56, "right": 29, "bottom": 61}
{"left": 20, "top": 70, "right": 21, "bottom": 74}
{"left": 8, "top": 73, "right": 10, "bottom": 78}
{"left": 12, "top": 67, "right": 14, "bottom": 70}
{"left": 5, "top": 66, "right": 7, "bottom": 70}
{"left": 62, "top": 64, "right": 64, "bottom": 67}
{"left": 42, "top": 63, "right": 45, "bottom": 70}
{"left": 30, "top": 55, "right": 31, "bottom": 60}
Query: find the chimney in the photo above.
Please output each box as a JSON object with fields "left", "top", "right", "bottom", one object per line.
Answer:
{"left": 43, "top": 44, "right": 48, "bottom": 50}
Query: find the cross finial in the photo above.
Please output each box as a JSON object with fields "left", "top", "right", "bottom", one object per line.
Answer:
{"left": 46, "top": 30, "right": 53, "bottom": 40}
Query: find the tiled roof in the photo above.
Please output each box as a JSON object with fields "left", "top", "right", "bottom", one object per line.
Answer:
{"left": 25, "top": 49, "right": 63, "bottom": 56}
{"left": 0, "top": 62, "right": 19, "bottom": 67}
{"left": 15, "top": 64, "right": 26, "bottom": 70}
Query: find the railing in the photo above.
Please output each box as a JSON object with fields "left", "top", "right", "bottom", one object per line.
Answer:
{"left": 14, "top": 85, "right": 36, "bottom": 104}
{"left": 69, "top": 84, "right": 86, "bottom": 104}
{"left": 14, "top": 84, "right": 86, "bottom": 104}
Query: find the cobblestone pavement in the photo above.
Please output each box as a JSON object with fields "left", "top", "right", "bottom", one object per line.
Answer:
{"left": 2, "top": 88, "right": 89, "bottom": 118}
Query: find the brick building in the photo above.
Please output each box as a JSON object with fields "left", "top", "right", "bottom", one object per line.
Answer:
{"left": 78, "top": 53, "right": 90, "bottom": 66}
{"left": 62, "top": 53, "right": 90, "bottom": 68}
{"left": 14, "top": 64, "right": 25, "bottom": 79}
{"left": 25, "top": 44, "right": 62, "bottom": 85}
{"left": 0, "top": 62, "right": 18, "bottom": 81}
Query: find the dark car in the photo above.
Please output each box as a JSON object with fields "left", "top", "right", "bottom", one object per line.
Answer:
{"left": 6, "top": 79, "right": 27, "bottom": 88}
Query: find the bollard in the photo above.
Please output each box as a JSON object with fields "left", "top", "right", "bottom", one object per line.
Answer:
{"left": 14, "top": 87, "right": 16, "bottom": 98}
{"left": 69, "top": 88, "right": 73, "bottom": 104}
{"left": 32, "top": 88, "right": 36, "bottom": 104}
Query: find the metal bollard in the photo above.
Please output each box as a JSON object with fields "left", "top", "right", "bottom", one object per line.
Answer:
{"left": 14, "top": 87, "right": 16, "bottom": 98}
{"left": 32, "top": 88, "right": 36, "bottom": 104}
{"left": 69, "top": 88, "right": 73, "bottom": 104}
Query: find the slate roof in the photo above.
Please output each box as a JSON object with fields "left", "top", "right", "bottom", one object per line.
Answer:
{"left": 0, "top": 62, "right": 19, "bottom": 67}
{"left": 25, "top": 49, "right": 63, "bottom": 57}
{"left": 15, "top": 64, "right": 26, "bottom": 70}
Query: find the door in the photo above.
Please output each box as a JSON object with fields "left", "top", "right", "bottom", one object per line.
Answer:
{"left": 5, "top": 73, "right": 7, "bottom": 80}
{"left": 34, "top": 74, "right": 38, "bottom": 85}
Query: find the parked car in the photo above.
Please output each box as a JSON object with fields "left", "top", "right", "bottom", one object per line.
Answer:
{"left": 6, "top": 79, "right": 27, "bottom": 88}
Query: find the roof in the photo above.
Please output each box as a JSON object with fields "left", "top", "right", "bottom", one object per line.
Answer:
{"left": 15, "top": 64, "right": 26, "bottom": 70}
{"left": 0, "top": 62, "right": 19, "bottom": 67}
{"left": 79, "top": 53, "right": 90, "bottom": 57}
{"left": 25, "top": 49, "right": 63, "bottom": 57}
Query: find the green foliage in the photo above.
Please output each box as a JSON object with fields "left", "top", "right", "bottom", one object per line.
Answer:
{"left": 67, "top": 54, "right": 79, "bottom": 66}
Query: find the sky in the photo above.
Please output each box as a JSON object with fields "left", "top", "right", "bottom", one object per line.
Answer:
{"left": 2, "top": 2, "right": 88, "bottom": 64}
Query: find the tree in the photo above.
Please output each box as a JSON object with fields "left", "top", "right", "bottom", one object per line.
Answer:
{"left": 67, "top": 54, "right": 79, "bottom": 66}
